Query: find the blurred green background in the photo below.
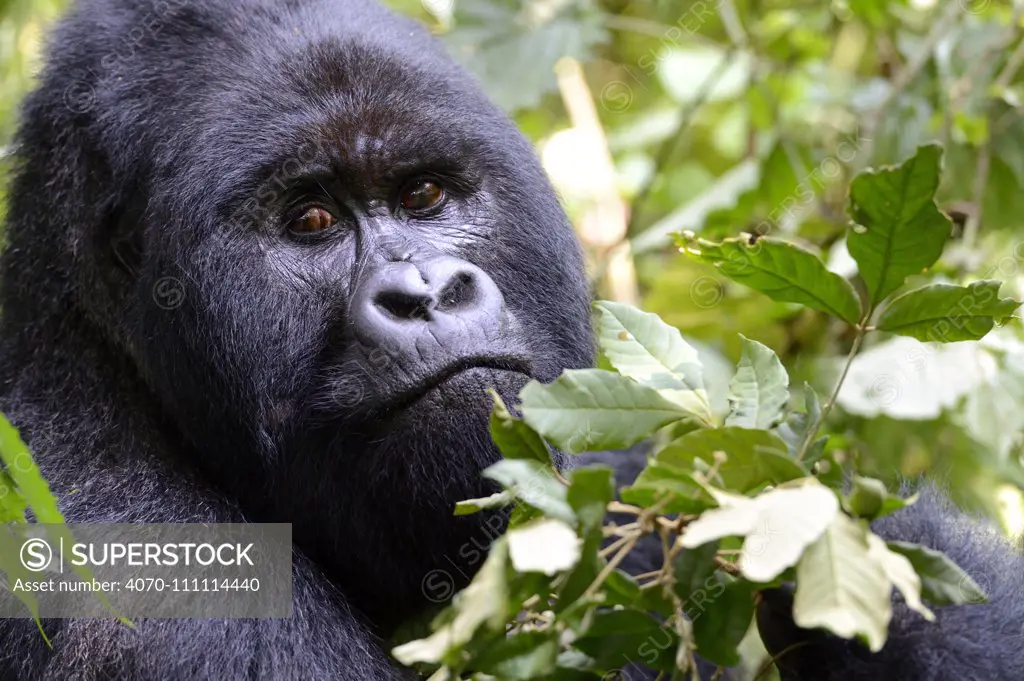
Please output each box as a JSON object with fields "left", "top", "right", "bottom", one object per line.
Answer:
{"left": 2, "top": 0, "right": 1023, "bottom": 532}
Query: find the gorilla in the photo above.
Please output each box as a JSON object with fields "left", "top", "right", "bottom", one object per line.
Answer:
{"left": 0, "top": 0, "right": 1019, "bottom": 679}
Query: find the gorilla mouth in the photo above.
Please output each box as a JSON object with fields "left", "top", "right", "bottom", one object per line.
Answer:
{"left": 389, "top": 355, "right": 534, "bottom": 411}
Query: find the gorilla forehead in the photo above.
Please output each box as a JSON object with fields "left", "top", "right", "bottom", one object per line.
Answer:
{"left": 129, "top": 5, "right": 507, "bottom": 185}
{"left": 207, "top": 45, "right": 501, "bottom": 184}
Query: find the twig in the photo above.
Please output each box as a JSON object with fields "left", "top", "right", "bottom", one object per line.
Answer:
{"left": 962, "top": 140, "right": 992, "bottom": 250}
{"left": 585, "top": 533, "right": 640, "bottom": 599}
{"left": 857, "top": 1, "right": 963, "bottom": 172}
{"left": 607, "top": 501, "right": 644, "bottom": 516}
{"left": 995, "top": 38, "right": 1024, "bottom": 91}
{"left": 796, "top": 325, "right": 868, "bottom": 461}
{"left": 628, "top": 49, "right": 739, "bottom": 234}
{"left": 752, "top": 641, "right": 813, "bottom": 681}
{"left": 603, "top": 521, "right": 641, "bottom": 538}
{"left": 599, "top": 531, "right": 639, "bottom": 557}
{"left": 717, "top": 0, "right": 749, "bottom": 49}
{"left": 962, "top": 27, "right": 1024, "bottom": 249}
{"left": 713, "top": 556, "right": 741, "bottom": 577}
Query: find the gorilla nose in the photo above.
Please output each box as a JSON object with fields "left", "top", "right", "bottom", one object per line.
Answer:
{"left": 352, "top": 257, "right": 507, "bottom": 346}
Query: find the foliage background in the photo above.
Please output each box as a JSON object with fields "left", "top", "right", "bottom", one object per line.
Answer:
{"left": 2, "top": 0, "right": 1023, "bottom": 531}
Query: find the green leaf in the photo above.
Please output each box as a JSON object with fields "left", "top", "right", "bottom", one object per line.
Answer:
{"left": 673, "top": 540, "right": 720, "bottom": 602}
{"left": 472, "top": 631, "right": 559, "bottom": 680}
{"left": 455, "top": 490, "right": 516, "bottom": 516}
{"left": 483, "top": 459, "right": 575, "bottom": 524}
{"left": 0, "top": 415, "right": 126, "bottom": 626}
{"left": 573, "top": 609, "right": 678, "bottom": 672}
{"left": 866, "top": 533, "right": 934, "bottom": 622}
{"left": 725, "top": 336, "right": 790, "bottom": 429}
{"left": 392, "top": 539, "right": 510, "bottom": 665}
{"left": 848, "top": 0, "right": 898, "bottom": 26}
{"left": 845, "top": 477, "right": 916, "bottom": 521}
{"left": 656, "top": 428, "right": 806, "bottom": 493}
{"left": 620, "top": 462, "right": 717, "bottom": 514}
{"left": 876, "top": 281, "right": 1020, "bottom": 342}
{"left": 488, "top": 391, "right": 553, "bottom": 465}
{"left": 0, "top": 525, "right": 48, "bottom": 644}
{"left": 683, "top": 236, "right": 862, "bottom": 323}
{"left": 553, "top": 528, "right": 604, "bottom": 615}
{"left": 518, "top": 370, "right": 690, "bottom": 452}
{"left": 0, "top": 413, "right": 63, "bottom": 523}
{"left": 604, "top": 569, "right": 643, "bottom": 608}
{"left": 566, "top": 466, "right": 615, "bottom": 533}
{"left": 793, "top": 513, "right": 891, "bottom": 652}
{"left": 0, "top": 469, "right": 27, "bottom": 523}
{"left": 592, "top": 300, "right": 700, "bottom": 386}
{"left": 846, "top": 144, "right": 952, "bottom": 307}
{"left": 775, "top": 383, "right": 826, "bottom": 464}
{"left": 592, "top": 300, "right": 714, "bottom": 424}
{"left": 886, "top": 541, "right": 989, "bottom": 606}
{"left": 691, "top": 576, "right": 756, "bottom": 667}
{"left": 846, "top": 477, "right": 887, "bottom": 519}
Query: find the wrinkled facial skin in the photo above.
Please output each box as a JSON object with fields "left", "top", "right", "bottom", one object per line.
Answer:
{"left": 110, "top": 33, "right": 595, "bottom": 624}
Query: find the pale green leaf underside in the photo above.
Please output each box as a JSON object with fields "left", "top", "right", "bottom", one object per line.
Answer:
{"left": 593, "top": 300, "right": 713, "bottom": 422}
{"left": 794, "top": 513, "right": 892, "bottom": 652}
{"left": 519, "top": 369, "right": 688, "bottom": 453}
{"left": 726, "top": 336, "right": 790, "bottom": 429}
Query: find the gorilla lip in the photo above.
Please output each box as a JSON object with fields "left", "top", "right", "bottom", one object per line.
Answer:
{"left": 387, "top": 354, "right": 533, "bottom": 411}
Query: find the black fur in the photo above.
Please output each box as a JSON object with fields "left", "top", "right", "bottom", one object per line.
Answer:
{"left": 0, "top": 0, "right": 590, "bottom": 678}
{"left": 1, "top": 1, "right": 1021, "bottom": 680}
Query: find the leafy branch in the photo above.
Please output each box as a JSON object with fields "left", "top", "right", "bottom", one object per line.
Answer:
{"left": 393, "top": 145, "right": 1017, "bottom": 681}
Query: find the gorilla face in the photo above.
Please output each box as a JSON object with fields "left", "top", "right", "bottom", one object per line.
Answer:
{"left": 89, "top": 10, "right": 596, "bottom": 622}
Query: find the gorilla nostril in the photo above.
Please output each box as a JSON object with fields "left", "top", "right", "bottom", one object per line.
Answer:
{"left": 437, "top": 272, "right": 476, "bottom": 311}
{"left": 358, "top": 259, "right": 501, "bottom": 335}
{"left": 375, "top": 290, "right": 433, "bottom": 320}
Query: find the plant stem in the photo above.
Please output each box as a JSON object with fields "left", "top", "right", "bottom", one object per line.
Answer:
{"left": 627, "top": 49, "right": 739, "bottom": 235}
{"left": 796, "top": 325, "right": 868, "bottom": 462}
{"left": 606, "top": 501, "right": 644, "bottom": 516}
{"left": 585, "top": 533, "right": 640, "bottom": 599}
{"left": 599, "top": 531, "right": 638, "bottom": 557}
{"left": 964, "top": 29, "right": 1024, "bottom": 249}
{"left": 857, "top": 1, "right": 963, "bottom": 173}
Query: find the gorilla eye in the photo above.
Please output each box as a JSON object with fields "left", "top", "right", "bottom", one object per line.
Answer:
{"left": 289, "top": 207, "right": 337, "bottom": 234}
{"left": 400, "top": 179, "right": 445, "bottom": 213}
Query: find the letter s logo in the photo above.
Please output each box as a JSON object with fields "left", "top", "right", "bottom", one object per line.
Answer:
{"left": 21, "top": 538, "right": 53, "bottom": 572}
